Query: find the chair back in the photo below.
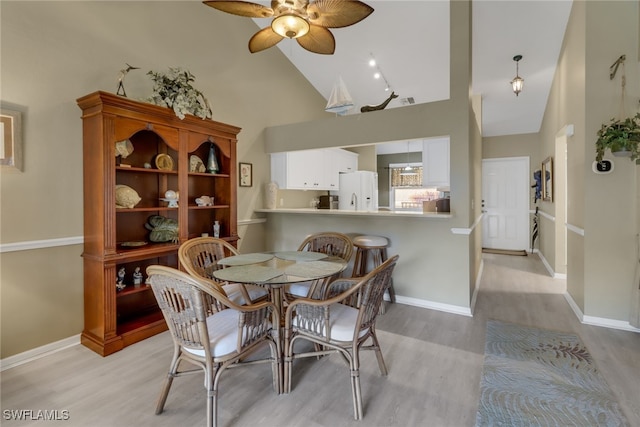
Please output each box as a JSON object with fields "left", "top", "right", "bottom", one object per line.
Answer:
{"left": 147, "top": 265, "right": 215, "bottom": 359}
{"left": 179, "top": 237, "right": 239, "bottom": 280}
{"left": 355, "top": 254, "right": 398, "bottom": 333}
{"left": 297, "top": 232, "right": 353, "bottom": 262}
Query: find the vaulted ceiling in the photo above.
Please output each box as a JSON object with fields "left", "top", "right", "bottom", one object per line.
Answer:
{"left": 246, "top": 0, "right": 573, "bottom": 142}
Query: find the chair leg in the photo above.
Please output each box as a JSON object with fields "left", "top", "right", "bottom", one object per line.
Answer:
{"left": 352, "top": 249, "right": 365, "bottom": 277}
{"left": 208, "top": 365, "right": 223, "bottom": 427}
{"left": 386, "top": 278, "right": 396, "bottom": 304}
{"left": 370, "top": 331, "right": 388, "bottom": 376}
{"left": 350, "top": 349, "right": 363, "bottom": 421}
{"left": 283, "top": 334, "right": 293, "bottom": 394}
{"left": 270, "top": 339, "right": 282, "bottom": 394}
{"left": 155, "top": 347, "right": 180, "bottom": 414}
{"left": 206, "top": 388, "right": 216, "bottom": 427}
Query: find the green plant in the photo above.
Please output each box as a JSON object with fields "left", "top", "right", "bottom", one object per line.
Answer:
{"left": 146, "top": 67, "right": 212, "bottom": 120}
{"left": 595, "top": 112, "right": 640, "bottom": 162}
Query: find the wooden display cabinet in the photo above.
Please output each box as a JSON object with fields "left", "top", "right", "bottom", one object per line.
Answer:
{"left": 77, "top": 91, "right": 239, "bottom": 356}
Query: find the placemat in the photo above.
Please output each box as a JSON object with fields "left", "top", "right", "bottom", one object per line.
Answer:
{"left": 217, "top": 253, "right": 274, "bottom": 266}
{"left": 213, "top": 265, "right": 283, "bottom": 283}
{"left": 275, "top": 251, "right": 328, "bottom": 262}
{"left": 284, "top": 260, "right": 343, "bottom": 279}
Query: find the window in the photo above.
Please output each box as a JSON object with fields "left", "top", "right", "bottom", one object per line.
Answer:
{"left": 388, "top": 163, "right": 440, "bottom": 211}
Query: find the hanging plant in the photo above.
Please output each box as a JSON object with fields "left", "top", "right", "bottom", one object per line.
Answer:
{"left": 146, "top": 67, "right": 212, "bottom": 120}
{"left": 595, "top": 112, "right": 640, "bottom": 162}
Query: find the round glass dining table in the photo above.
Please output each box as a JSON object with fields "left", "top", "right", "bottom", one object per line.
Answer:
{"left": 212, "top": 251, "right": 348, "bottom": 316}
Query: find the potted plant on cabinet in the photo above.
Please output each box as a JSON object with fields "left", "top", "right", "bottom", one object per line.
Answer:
{"left": 596, "top": 112, "right": 640, "bottom": 162}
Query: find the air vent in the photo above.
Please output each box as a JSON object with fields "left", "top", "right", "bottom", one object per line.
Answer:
{"left": 400, "top": 97, "right": 415, "bottom": 105}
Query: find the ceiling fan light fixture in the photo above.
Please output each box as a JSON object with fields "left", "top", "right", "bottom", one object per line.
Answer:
{"left": 271, "top": 14, "right": 309, "bottom": 39}
{"left": 511, "top": 54, "right": 524, "bottom": 96}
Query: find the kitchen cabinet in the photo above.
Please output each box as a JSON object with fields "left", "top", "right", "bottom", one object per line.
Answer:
{"left": 422, "top": 138, "right": 450, "bottom": 188}
{"left": 271, "top": 148, "right": 358, "bottom": 190}
{"left": 77, "top": 91, "right": 239, "bottom": 356}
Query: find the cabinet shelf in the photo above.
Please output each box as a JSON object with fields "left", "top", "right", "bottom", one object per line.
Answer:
{"left": 189, "top": 172, "right": 230, "bottom": 178}
{"left": 188, "top": 204, "right": 230, "bottom": 210}
{"left": 117, "top": 312, "right": 165, "bottom": 336}
{"left": 116, "top": 165, "right": 178, "bottom": 175}
{"left": 116, "top": 284, "right": 152, "bottom": 297}
{"left": 78, "top": 91, "right": 240, "bottom": 356}
{"left": 116, "top": 206, "right": 178, "bottom": 213}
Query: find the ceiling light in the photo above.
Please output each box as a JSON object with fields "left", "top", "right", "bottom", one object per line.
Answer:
{"left": 511, "top": 55, "right": 524, "bottom": 96}
{"left": 400, "top": 141, "right": 418, "bottom": 175}
{"left": 369, "top": 52, "right": 392, "bottom": 93}
{"left": 271, "top": 14, "right": 310, "bottom": 39}
{"left": 400, "top": 166, "right": 418, "bottom": 176}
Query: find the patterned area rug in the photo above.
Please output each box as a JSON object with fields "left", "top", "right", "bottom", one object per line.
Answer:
{"left": 476, "top": 320, "right": 629, "bottom": 426}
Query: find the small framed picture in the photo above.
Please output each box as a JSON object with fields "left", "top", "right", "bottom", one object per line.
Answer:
{"left": 239, "top": 162, "right": 252, "bottom": 187}
{"left": 1, "top": 108, "right": 23, "bottom": 172}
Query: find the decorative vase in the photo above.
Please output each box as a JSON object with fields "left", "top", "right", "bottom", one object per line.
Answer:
{"left": 207, "top": 143, "right": 219, "bottom": 174}
{"left": 213, "top": 220, "right": 220, "bottom": 238}
{"left": 265, "top": 181, "right": 278, "bottom": 209}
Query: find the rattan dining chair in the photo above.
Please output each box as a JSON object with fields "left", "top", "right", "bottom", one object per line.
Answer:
{"left": 146, "top": 265, "right": 281, "bottom": 427}
{"left": 179, "top": 236, "right": 268, "bottom": 307}
{"left": 283, "top": 254, "right": 399, "bottom": 420}
{"left": 286, "top": 231, "right": 354, "bottom": 299}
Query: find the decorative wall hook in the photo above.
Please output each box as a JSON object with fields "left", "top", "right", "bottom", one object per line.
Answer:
{"left": 609, "top": 54, "right": 626, "bottom": 80}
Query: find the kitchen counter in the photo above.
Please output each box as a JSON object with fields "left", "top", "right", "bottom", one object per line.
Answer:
{"left": 253, "top": 206, "right": 476, "bottom": 317}
{"left": 254, "top": 208, "right": 453, "bottom": 219}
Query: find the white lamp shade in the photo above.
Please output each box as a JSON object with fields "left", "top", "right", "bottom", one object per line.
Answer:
{"left": 271, "top": 14, "right": 310, "bottom": 39}
{"left": 511, "top": 76, "right": 524, "bottom": 96}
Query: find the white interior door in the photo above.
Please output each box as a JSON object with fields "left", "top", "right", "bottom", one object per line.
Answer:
{"left": 482, "top": 157, "right": 530, "bottom": 250}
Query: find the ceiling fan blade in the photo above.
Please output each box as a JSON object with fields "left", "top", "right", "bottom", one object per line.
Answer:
{"left": 248, "top": 27, "right": 284, "bottom": 53}
{"left": 296, "top": 25, "right": 335, "bottom": 55}
{"left": 203, "top": 1, "right": 274, "bottom": 18}
{"left": 307, "top": 0, "right": 374, "bottom": 28}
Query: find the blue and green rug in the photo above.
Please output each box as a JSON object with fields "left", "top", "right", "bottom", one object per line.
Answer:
{"left": 476, "top": 320, "right": 629, "bottom": 426}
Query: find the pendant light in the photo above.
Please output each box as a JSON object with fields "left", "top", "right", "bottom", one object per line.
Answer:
{"left": 511, "top": 55, "right": 524, "bottom": 96}
{"left": 400, "top": 141, "right": 417, "bottom": 176}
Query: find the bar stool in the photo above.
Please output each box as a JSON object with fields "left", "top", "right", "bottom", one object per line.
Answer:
{"left": 351, "top": 235, "right": 396, "bottom": 312}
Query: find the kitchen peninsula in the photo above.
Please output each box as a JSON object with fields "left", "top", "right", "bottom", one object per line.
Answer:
{"left": 255, "top": 207, "right": 453, "bottom": 219}
{"left": 254, "top": 206, "right": 478, "bottom": 317}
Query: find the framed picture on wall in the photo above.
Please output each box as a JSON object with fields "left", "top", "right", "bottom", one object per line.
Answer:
{"left": 0, "top": 108, "right": 23, "bottom": 171}
{"left": 542, "top": 156, "right": 553, "bottom": 202}
{"left": 239, "top": 162, "right": 252, "bottom": 187}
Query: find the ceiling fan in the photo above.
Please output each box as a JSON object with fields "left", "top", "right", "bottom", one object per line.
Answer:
{"left": 203, "top": 0, "right": 374, "bottom": 55}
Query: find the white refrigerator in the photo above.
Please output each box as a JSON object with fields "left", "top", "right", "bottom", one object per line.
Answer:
{"left": 338, "top": 171, "right": 379, "bottom": 211}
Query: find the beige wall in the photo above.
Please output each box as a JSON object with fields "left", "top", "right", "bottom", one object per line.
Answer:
{"left": 537, "top": 0, "right": 640, "bottom": 321}
{"left": 3, "top": 0, "right": 638, "bottom": 360}
{"left": 582, "top": 0, "right": 639, "bottom": 321}
{"left": 0, "top": 1, "right": 327, "bottom": 358}
{"left": 262, "top": 1, "right": 478, "bottom": 307}
{"left": 483, "top": 133, "right": 540, "bottom": 164}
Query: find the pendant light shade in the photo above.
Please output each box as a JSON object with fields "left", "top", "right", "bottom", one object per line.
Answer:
{"left": 511, "top": 55, "right": 524, "bottom": 96}
{"left": 271, "top": 14, "right": 310, "bottom": 39}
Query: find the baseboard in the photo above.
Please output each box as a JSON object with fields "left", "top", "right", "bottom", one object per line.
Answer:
{"left": 395, "top": 295, "right": 473, "bottom": 317}
{"left": 0, "top": 335, "right": 81, "bottom": 372}
{"left": 563, "top": 292, "right": 640, "bottom": 333}
{"left": 582, "top": 316, "right": 640, "bottom": 333}
{"left": 470, "top": 259, "right": 485, "bottom": 315}
{"left": 536, "top": 250, "right": 566, "bottom": 279}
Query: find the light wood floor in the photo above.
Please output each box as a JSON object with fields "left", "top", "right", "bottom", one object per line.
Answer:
{"left": 2, "top": 253, "right": 639, "bottom": 426}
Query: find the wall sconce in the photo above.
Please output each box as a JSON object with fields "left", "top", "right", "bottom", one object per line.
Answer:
{"left": 511, "top": 55, "right": 524, "bottom": 96}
